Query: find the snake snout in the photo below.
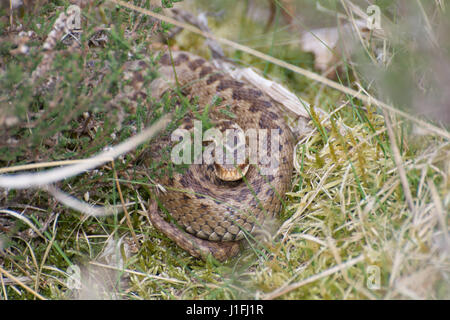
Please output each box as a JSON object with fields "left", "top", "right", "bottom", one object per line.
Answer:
{"left": 213, "top": 162, "right": 249, "bottom": 181}
{"left": 210, "top": 128, "right": 250, "bottom": 181}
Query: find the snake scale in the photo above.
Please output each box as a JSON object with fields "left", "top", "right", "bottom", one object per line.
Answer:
{"left": 137, "top": 51, "right": 295, "bottom": 261}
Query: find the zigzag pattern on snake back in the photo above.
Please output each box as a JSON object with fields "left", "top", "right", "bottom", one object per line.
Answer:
{"left": 132, "top": 51, "right": 295, "bottom": 261}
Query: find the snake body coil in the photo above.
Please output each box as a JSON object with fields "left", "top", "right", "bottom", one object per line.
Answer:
{"left": 143, "top": 51, "right": 294, "bottom": 260}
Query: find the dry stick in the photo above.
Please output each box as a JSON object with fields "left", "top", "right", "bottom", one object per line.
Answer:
{"left": 262, "top": 255, "right": 365, "bottom": 299}
{"left": 111, "top": 161, "right": 139, "bottom": 248}
{"left": 108, "top": 0, "right": 450, "bottom": 140}
{"left": 382, "top": 109, "right": 415, "bottom": 213}
{"left": 0, "top": 266, "right": 47, "bottom": 300}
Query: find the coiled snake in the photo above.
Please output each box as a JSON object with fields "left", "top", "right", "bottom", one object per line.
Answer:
{"left": 142, "top": 51, "right": 295, "bottom": 261}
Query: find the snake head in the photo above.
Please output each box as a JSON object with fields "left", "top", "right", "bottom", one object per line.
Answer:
{"left": 209, "top": 122, "right": 251, "bottom": 181}
{"left": 213, "top": 162, "right": 249, "bottom": 181}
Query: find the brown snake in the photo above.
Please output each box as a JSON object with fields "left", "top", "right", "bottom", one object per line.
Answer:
{"left": 139, "top": 51, "right": 295, "bottom": 261}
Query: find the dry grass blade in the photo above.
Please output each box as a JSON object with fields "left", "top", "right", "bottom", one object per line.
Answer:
{"left": 382, "top": 109, "right": 415, "bottom": 213}
{"left": 88, "top": 261, "right": 187, "bottom": 285}
{"left": 0, "top": 209, "right": 45, "bottom": 239}
{"left": 428, "top": 179, "right": 449, "bottom": 249}
{"left": 262, "top": 255, "right": 365, "bottom": 300}
{"left": 0, "top": 159, "right": 113, "bottom": 175}
{"left": 36, "top": 214, "right": 59, "bottom": 295}
{"left": 45, "top": 185, "right": 124, "bottom": 217}
{"left": 111, "top": 161, "right": 138, "bottom": 247}
{"left": 0, "top": 265, "right": 47, "bottom": 300}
